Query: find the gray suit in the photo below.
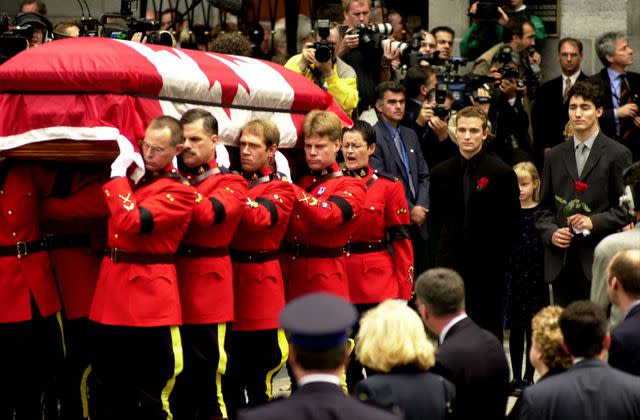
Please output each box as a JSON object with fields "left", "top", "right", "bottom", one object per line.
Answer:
{"left": 519, "top": 359, "right": 640, "bottom": 420}
{"left": 534, "top": 131, "right": 632, "bottom": 285}
{"left": 590, "top": 224, "right": 640, "bottom": 327}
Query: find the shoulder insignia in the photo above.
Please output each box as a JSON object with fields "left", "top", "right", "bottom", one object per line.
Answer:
{"left": 343, "top": 190, "right": 353, "bottom": 197}
{"left": 247, "top": 197, "right": 260, "bottom": 208}
{"left": 195, "top": 192, "right": 203, "bottom": 203}
{"left": 225, "top": 186, "right": 234, "bottom": 194}
{"left": 374, "top": 170, "right": 399, "bottom": 182}
{"left": 104, "top": 189, "right": 110, "bottom": 198}
{"left": 118, "top": 193, "right": 135, "bottom": 211}
{"left": 273, "top": 193, "right": 283, "bottom": 203}
{"left": 166, "top": 193, "right": 175, "bottom": 202}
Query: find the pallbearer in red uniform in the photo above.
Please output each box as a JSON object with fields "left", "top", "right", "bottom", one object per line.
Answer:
{"left": 0, "top": 160, "right": 64, "bottom": 418}
{"left": 227, "top": 120, "right": 295, "bottom": 414}
{"left": 89, "top": 116, "right": 197, "bottom": 420}
{"left": 281, "top": 110, "right": 366, "bottom": 301}
{"left": 40, "top": 166, "right": 109, "bottom": 420}
{"left": 173, "top": 109, "right": 247, "bottom": 420}
{"left": 340, "top": 120, "right": 414, "bottom": 389}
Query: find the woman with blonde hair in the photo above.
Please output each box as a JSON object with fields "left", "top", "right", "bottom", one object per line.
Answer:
{"left": 354, "top": 300, "right": 455, "bottom": 420}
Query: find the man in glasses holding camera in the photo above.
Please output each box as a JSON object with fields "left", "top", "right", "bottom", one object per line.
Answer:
{"left": 285, "top": 20, "right": 359, "bottom": 117}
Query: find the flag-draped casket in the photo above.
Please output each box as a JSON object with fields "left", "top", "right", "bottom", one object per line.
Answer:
{"left": 0, "top": 37, "right": 351, "bottom": 171}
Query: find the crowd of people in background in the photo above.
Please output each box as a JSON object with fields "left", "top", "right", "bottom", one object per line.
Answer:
{"left": 3, "top": 0, "right": 640, "bottom": 419}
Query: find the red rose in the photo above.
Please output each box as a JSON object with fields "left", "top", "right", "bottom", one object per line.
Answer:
{"left": 575, "top": 181, "right": 588, "bottom": 194}
{"left": 477, "top": 177, "right": 489, "bottom": 190}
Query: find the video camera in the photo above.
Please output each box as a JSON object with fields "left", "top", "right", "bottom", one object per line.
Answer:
{"left": 382, "top": 32, "right": 443, "bottom": 68}
{"left": 433, "top": 82, "right": 450, "bottom": 119}
{"left": 346, "top": 22, "right": 392, "bottom": 49}
{"left": 472, "top": 0, "right": 508, "bottom": 22}
{"left": 314, "top": 19, "right": 334, "bottom": 63}
{"left": 0, "top": 12, "right": 52, "bottom": 63}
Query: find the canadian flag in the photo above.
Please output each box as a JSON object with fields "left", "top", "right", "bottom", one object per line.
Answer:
{"left": 0, "top": 37, "right": 351, "bottom": 176}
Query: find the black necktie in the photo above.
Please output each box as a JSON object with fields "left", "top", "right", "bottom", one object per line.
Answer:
{"left": 463, "top": 160, "right": 471, "bottom": 207}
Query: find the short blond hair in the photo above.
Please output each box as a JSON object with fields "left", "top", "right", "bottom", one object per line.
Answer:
{"left": 356, "top": 300, "right": 436, "bottom": 373}
{"left": 242, "top": 119, "right": 280, "bottom": 148}
{"left": 342, "top": 0, "right": 370, "bottom": 13}
{"left": 513, "top": 161, "right": 541, "bottom": 202}
{"left": 532, "top": 306, "right": 572, "bottom": 371}
{"left": 303, "top": 110, "right": 342, "bottom": 141}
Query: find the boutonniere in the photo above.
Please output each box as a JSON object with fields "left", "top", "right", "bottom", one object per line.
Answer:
{"left": 476, "top": 177, "right": 489, "bottom": 191}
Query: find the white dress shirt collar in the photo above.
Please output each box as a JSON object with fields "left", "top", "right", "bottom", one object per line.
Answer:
{"left": 439, "top": 313, "right": 468, "bottom": 344}
{"left": 298, "top": 373, "right": 342, "bottom": 387}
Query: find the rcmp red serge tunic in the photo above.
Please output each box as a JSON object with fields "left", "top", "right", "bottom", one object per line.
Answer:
{"left": 230, "top": 168, "right": 295, "bottom": 331}
{"left": 0, "top": 162, "right": 60, "bottom": 323}
{"left": 282, "top": 163, "right": 366, "bottom": 301}
{"left": 40, "top": 170, "right": 109, "bottom": 320}
{"left": 176, "top": 160, "right": 247, "bottom": 324}
{"left": 344, "top": 166, "right": 414, "bottom": 302}
{"left": 89, "top": 166, "right": 197, "bottom": 327}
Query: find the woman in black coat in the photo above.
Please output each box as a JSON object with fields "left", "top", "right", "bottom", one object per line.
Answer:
{"left": 354, "top": 300, "right": 455, "bottom": 420}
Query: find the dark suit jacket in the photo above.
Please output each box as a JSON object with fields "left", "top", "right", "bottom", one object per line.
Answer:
{"left": 534, "top": 131, "right": 632, "bottom": 283}
{"left": 609, "top": 304, "right": 640, "bottom": 376}
{"left": 402, "top": 98, "right": 422, "bottom": 127}
{"left": 531, "top": 71, "right": 588, "bottom": 155}
{"left": 431, "top": 317, "right": 510, "bottom": 420}
{"left": 519, "top": 359, "right": 640, "bottom": 420}
{"left": 354, "top": 368, "right": 455, "bottom": 420}
{"left": 237, "top": 381, "right": 402, "bottom": 420}
{"left": 586, "top": 68, "right": 640, "bottom": 159}
{"left": 429, "top": 150, "right": 520, "bottom": 278}
{"left": 371, "top": 121, "right": 430, "bottom": 239}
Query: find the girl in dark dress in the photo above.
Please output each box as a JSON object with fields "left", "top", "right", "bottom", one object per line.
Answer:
{"left": 506, "top": 162, "right": 550, "bottom": 395}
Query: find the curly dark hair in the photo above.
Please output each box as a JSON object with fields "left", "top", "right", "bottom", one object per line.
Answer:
{"left": 210, "top": 32, "right": 252, "bottom": 56}
{"left": 567, "top": 82, "right": 603, "bottom": 108}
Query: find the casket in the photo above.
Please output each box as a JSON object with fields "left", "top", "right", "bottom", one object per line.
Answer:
{"left": 0, "top": 37, "right": 351, "bottom": 163}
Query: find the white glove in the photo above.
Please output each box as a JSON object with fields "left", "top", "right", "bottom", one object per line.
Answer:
{"left": 110, "top": 152, "right": 135, "bottom": 178}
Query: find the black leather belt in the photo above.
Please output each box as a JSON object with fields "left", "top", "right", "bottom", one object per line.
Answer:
{"left": 104, "top": 248, "right": 175, "bottom": 264}
{"left": 176, "top": 244, "right": 229, "bottom": 258}
{"left": 281, "top": 242, "right": 343, "bottom": 258}
{"left": 44, "top": 234, "right": 91, "bottom": 250}
{"left": 0, "top": 240, "right": 45, "bottom": 258}
{"left": 230, "top": 249, "right": 280, "bottom": 263}
{"left": 343, "top": 241, "right": 388, "bottom": 254}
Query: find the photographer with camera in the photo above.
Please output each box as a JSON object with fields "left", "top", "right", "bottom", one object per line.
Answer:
{"left": 478, "top": 53, "right": 534, "bottom": 166}
{"left": 461, "top": 0, "right": 546, "bottom": 62}
{"left": 338, "top": 0, "right": 399, "bottom": 115}
{"left": 285, "top": 20, "right": 359, "bottom": 117}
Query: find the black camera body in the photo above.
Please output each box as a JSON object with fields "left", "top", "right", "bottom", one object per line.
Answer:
{"left": 314, "top": 19, "right": 335, "bottom": 63}
{"left": 434, "top": 82, "right": 450, "bottom": 119}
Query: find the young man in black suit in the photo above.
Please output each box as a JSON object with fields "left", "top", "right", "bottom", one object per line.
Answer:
{"left": 371, "top": 80, "right": 431, "bottom": 274}
{"left": 607, "top": 248, "right": 640, "bottom": 376}
{"left": 586, "top": 31, "right": 640, "bottom": 160}
{"left": 518, "top": 300, "right": 640, "bottom": 419}
{"left": 531, "top": 37, "right": 588, "bottom": 163}
{"left": 237, "top": 293, "right": 400, "bottom": 420}
{"left": 429, "top": 106, "right": 520, "bottom": 340}
{"left": 415, "top": 268, "right": 510, "bottom": 420}
{"left": 534, "top": 82, "right": 632, "bottom": 307}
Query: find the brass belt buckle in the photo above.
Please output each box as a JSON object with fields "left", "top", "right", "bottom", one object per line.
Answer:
{"left": 343, "top": 242, "right": 351, "bottom": 257}
{"left": 110, "top": 248, "right": 119, "bottom": 262}
{"left": 16, "top": 241, "right": 28, "bottom": 258}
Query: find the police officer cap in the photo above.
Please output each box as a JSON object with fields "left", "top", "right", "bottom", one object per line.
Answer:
{"left": 279, "top": 292, "right": 357, "bottom": 351}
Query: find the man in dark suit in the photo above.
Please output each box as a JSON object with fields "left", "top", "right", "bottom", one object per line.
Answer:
{"left": 519, "top": 300, "right": 640, "bottom": 419}
{"left": 534, "top": 82, "right": 632, "bottom": 307}
{"left": 429, "top": 106, "right": 520, "bottom": 340}
{"left": 237, "top": 293, "right": 400, "bottom": 420}
{"left": 415, "top": 268, "right": 510, "bottom": 420}
{"left": 371, "top": 80, "right": 431, "bottom": 275}
{"left": 607, "top": 248, "right": 640, "bottom": 376}
{"left": 531, "top": 37, "right": 588, "bottom": 165}
{"left": 586, "top": 31, "right": 640, "bottom": 161}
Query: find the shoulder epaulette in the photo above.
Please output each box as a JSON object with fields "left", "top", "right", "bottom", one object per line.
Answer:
{"left": 374, "top": 170, "right": 399, "bottom": 182}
